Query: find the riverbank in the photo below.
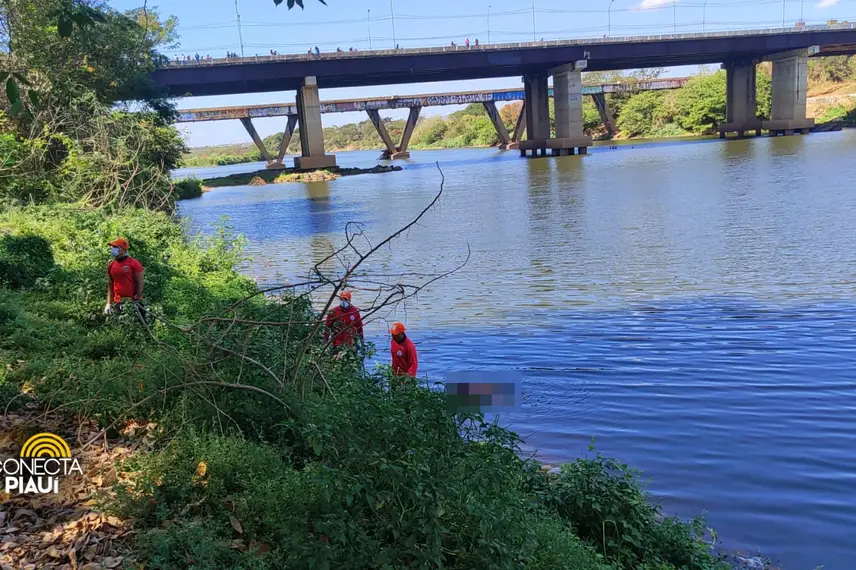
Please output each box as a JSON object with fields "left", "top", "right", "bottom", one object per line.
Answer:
{"left": 0, "top": 203, "right": 763, "bottom": 569}
{"left": 198, "top": 164, "right": 402, "bottom": 190}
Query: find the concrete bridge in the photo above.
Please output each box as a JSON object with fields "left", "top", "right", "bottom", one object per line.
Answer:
{"left": 155, "top": 24, "right": 856, "bottom": 168}
{"left": 176, "top": 78, "right": 688, "bottom": 163}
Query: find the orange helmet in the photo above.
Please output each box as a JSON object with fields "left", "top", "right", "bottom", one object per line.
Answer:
{"left": 108, "top": 238, "right": 129, "bottom": 249}
{"left": 390, "top": 322, "right": 405, "bottom": 335}
{"left": 339, "top": 291, "right": 352, "bottom": 301}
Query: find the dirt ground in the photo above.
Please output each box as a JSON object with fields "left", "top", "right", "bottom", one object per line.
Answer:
{"left": 0, "top": 406, "right": 154, "bottom": 570}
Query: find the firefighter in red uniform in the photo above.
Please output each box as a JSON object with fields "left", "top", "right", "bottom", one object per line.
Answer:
{"left": 390, "top": 322, "right": 418, "bottom": 377}
{"left": 324, "top": 291, "right": 364, "bottom": 351}
{"left": 104, "top": 238, "right": 145, "bottom": 321}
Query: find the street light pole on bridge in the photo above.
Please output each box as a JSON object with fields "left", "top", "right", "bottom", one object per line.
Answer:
{"left": 673, "top": 0, "right": 677, "bottom": 33}
{"left": 368, "top": 9, "right": 372, "bottom": 50}
{"left": 532, "top": 0, "right": 536, "bottom": 42}
{"left": 234, "top": 0, "right": 245, "bottom": 57}
{"left": 703, "top": 0, "right": 708, "bottom": 33}
{"left": 488, "top": 5, "right": 491, "bottom": 44}
{"left": 608, "top": 0, "right": 616, "bottom": 37}
{"left": 390, "top": 0, "right": 397, "bottom": 48}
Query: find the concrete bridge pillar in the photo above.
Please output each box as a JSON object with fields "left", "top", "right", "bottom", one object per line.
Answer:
{"left": 294, "top": 76, "right": 336, "bottom": 170}
{"left": 719, "top": 59, "right": 762, "bottom": 138}
{"left": 762, "top": 47, "right": 818, "bottom": 136}
{"left": 522, "top": 72, "right": 550, "bottom": 150}
{"left": 520, "top": 62, "right": 592, "bottom": 158}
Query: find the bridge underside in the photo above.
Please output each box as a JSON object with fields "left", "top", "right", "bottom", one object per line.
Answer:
{"left": 154, "top": 30, "right": 856, "bottom": 97}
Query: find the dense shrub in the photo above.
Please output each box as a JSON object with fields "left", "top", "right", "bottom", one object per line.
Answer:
{"left": 0, "top": 234, "right": 54, "bottom": 288}
{"left": 174, "top": 177, "right": 204, "bottom": 200}
{"left": 547, "top": 450, "right": 722, "bottom": 570}
{"left": 617, "top": 91, "right": 668, "bottom": 137}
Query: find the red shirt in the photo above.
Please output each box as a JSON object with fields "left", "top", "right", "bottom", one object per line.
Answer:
{"left": 108, "top": 256, "right": 143, "bottom": 302}
{"left": 391, "top": 336, "right": 418, "bottom": 377}
{"left": 325, "top": 305, "right": 364, "bottom": 347}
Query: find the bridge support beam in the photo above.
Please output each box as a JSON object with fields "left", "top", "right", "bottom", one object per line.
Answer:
{"left": 371, "top": 107, "right": 420, "bottom": 160}
{"left": 482, "top": 101, "right": 511, "bottom": 148}
{"left": 505, "top": 102, "right": 526, "bottom": 150}
{"left": 719, "top": 59, "right": 762, "bottom": 138}
{"left": 520, "top": 62, "right": 592, "bottom": 158}
{"left": 294, "top": 76, "right": 336, "bottom": 170}
{"left": 266, "top": 115, "right": 298, "bottom": 169}
{"left": 239, "top": 118, "right": 273, "bottom": 164}
{"left": 394, "top": 107, "right": 420, "bottom": 159}
{"left": 368, "top": 109, "right": 398, "bottom": 159}
{"left": 762, "top": 47, "right": 818, "bottom": 136}
{"left": 591, "top": 93, "right": 617, "bottom": 137}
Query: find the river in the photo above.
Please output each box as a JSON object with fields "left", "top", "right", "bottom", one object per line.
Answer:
{"left": 176, "top": 132, "right": 856, "bottom": 570}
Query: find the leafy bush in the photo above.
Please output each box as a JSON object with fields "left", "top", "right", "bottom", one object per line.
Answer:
{"left": 617, "top": 91, "right": 667, "bottom": 137}
{"left": 808, "top": 55, "right": 856, "bottom": 83}
{"left": 668, "top": 72, "right": 727, "bottom": 135}
{"left": 174, "top": 177, "right": 203, "bottom": 200}
{"left": 756, "top": 69, "right": 773, "bottom": 121}
{"left": 546, "top": 450, "right": 722, "bottom": 570}
{"left": 0, "top": 234, "right": 55, "bottom": 288}
{"left": 816, "top": 103, "right": 855, "bottom": 123}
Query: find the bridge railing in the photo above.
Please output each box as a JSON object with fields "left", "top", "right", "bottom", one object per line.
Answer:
{"left": 160, "top": 23, "right": 856, "bottom": 69}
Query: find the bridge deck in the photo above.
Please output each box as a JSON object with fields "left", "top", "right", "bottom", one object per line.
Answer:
{"left": 176, "top": 79, "right": 688, "bottom": 123}
{"left": 154, "top": 24, "right": 856, "bottom": 97}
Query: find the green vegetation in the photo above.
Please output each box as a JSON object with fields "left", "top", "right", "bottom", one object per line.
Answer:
{"left": 174, "top": 177, "right": 204, "bottom": 199}
{"left": 1, "top": 204, "right": 735, "bottom": 570}
{"left": 808, "top": 55, "right": 856, "bottom": 83}
{"left": 0, "top": 2, "right": 770, "bottom": 568}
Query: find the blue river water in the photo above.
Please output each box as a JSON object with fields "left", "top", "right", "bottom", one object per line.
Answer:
{"left": 177, "top": 133, "right": 856, "bottom": 569}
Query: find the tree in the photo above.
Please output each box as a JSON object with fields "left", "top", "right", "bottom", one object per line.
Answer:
{"left": 126, "top": 6, "right": 179, "bottom": 50}
{"left": 807, "top": 56, "right": 856, "bottom": 83}
{"left": 616, "top": 91, "right": 666, "bottom": 137}
{"left": 668, "top": 71, "right": 726, "bottom": 134}
{"left": 499, "top": 101, "right": 522, "bottom": 132}
{"left": 0, "top": 0, "right": 176, "bottom": 114}
{"left": 756, "top": 67, "right": 772, "bottom": 121}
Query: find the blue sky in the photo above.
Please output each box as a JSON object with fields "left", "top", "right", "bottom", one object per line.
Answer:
{"left": 110, "top": 0, "right": 856, "bottom": 146}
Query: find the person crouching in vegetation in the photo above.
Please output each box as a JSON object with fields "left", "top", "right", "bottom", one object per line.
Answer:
{"left": 324, "top": 290, "right": 364, "bottom": 355}
{"left": 104, "top": 238, "right": 146, "bottom": 322}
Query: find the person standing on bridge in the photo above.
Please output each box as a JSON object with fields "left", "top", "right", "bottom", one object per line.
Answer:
{"left": 315, "top": 46, "right": 320, "bottom": 56}
{"left": 325, "top": 291, "right": 365, "bottom": 351}
{"left": 390, "top": 322, "right": 418, "bottom": 378}
{"left": 465, "top": 38, "right": 470, "bottom": 48}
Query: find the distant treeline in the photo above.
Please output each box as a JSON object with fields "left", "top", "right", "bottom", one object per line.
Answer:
{"left": 181, "top": 57, "right": 856, "bottom": 167}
